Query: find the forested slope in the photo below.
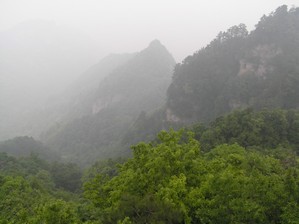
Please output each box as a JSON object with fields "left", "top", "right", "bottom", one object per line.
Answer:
{"left": 167, "top": 5, "right": 299, "bottom": 123}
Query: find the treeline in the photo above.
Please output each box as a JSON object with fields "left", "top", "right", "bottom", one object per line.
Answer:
{"left": 193, "top": 109, "right": 299, "bottom": 152}
{"left": 124, "top": 108, "right": 299, "bottom": 153}
{"left": 1, "top": 109, "right": 299, "bottom": 223}
{"left": 0, "top": 136, "right": 59, "bottom": 160}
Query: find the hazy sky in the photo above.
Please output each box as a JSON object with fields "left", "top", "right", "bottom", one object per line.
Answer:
{"left": 0, "top": 0, "right": 298, "bottom": 61}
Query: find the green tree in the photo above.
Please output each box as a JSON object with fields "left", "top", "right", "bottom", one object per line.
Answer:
{"left": 84, "top": 130, "right": 299, "bottom": 223}
{"left": 33, "top": 199, "right": 80, "bottom": 224}
{"left": 84, "top": 130, "right": 200, "bottom": 223}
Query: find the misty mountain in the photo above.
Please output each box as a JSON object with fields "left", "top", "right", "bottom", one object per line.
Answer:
{"left": 92, "top": 40, "right": 175, "bottom": 115}
{"left": 124, "top": 5, "right": 299, "bottom": 146}
{"left": 0, "top": 20, "right": 102, "bottom": 140}
{"left": 64, "top": 53, "right": 136, "bottom": 118}
{"left": 0, "top": 52, "right": 134, "bottom": 148}
{"left": 35, "top": 53, "right": 136, "bottom": 128}
{"left": 42, "top": 40, "right": 175, "bottom": 165}
{"left": 166, "top": 6, "right": 299, "bottom": 124}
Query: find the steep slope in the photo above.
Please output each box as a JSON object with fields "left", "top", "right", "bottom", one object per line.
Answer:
{"left": 166, "top": 5, "right": 299, "bottom": 124}
{"left": 43, "top": 40, "right": 175, "bottom": 166}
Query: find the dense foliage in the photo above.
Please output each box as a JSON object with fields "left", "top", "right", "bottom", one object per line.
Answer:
{"left": 83, "top": 130, "right": 299, "bottom": 223}
{"left": 1, "top": 108, "right": 299, "bottom": 223}
{"left": 124, "top": 108, "right": 299, "bottom": 153}
{"left": 0, "top": 152, "right": 83, "bottom": 223}
{"left": 194, "top": 109, "right": 299, "bottom": 153}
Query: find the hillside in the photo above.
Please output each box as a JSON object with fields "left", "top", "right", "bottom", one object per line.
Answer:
{"left": 166, "top": 5, "right": 299, "bottom": 124}
{"left": 43, "top": 40, "right": 176, "bottom": 166}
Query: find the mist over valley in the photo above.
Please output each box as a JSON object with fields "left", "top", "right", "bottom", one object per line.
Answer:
{"left": 0, "top": 1, "right": 299, "bottom": 223}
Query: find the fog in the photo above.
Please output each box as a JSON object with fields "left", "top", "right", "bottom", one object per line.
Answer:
{"left": 0, "top": 0, "right": 298, "bottom": 140}
{"left": 1, "top": 2, "right": 299, "bottom": 220}
{"left": 1, "top": 0, "right": 298, "bottom": 61}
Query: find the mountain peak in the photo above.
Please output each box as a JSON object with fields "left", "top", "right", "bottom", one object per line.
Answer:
{"left": 146, "top": 39, "right": 167, "bottom": 52}
{"left": 148, "top": 39, "right": 163, "bottom": 48}
{"left": 142, "top": 39, "right": 175, "bottom": 64}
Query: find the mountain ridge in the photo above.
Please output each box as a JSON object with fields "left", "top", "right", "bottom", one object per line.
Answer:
{"left": 123, "top": 5, "right": 299, "bottom": 147}
{"left": 42, "top": 40, "right": 176, "bottom": 165}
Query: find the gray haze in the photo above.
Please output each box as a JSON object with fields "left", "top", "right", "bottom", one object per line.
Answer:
{"left": 0, "top": 0, "right": 298, "bottom": 140}
{"left": 1, "top": 0, "right": 298, "bottom": 61}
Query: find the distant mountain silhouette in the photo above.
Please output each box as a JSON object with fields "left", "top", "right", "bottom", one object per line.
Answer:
{"left": 42, "top": 40, "right": 175, "bottom": 166}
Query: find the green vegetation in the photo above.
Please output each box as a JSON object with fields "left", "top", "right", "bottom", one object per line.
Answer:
{"left": 0, "top": 152, "right": 82, "bottom": 223}
{"left": 1, "top": 108, "right": 299, "bottom": 223}
{"left": 83, "top": 130, "right": 299, "bottom": 223}
{"left": 194, "top": 109, "right": 299, "bottom": 153}
{"left": 81, "top": 109, "right": 299, "bottom": 223}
